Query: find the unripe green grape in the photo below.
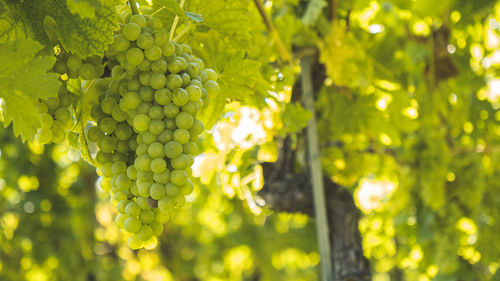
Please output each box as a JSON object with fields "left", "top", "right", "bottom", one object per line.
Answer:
{"left": 152, "top": 222, "right": 164, "bottom": 236}
{"left": 142, "top": 131, "right": 157, "bottom": 144}
{"left": 163, "top": 103, "right": 179, "bottom": 118}
{"left": 148, "top": 105, "right": 163, "bottom": 120}
{"left": 96, "top": 151, "right": 113, "bottom": 165}
{"left": 112, "top": 161, "right": 127, "bottom": 175}
{"left": 172, "top": 88, "right": 189, "bottom": 106}
{"left": 53, "top": 59, "right": 68, "bottom": 74}
{"left": 115, "top": 123, "right": 133, "bottom": 140}
{"left": 189, "top": 119, "right": 204, "bottom": 137}
{"left": 147, "top": 16, "right": 163, "bottom": 29}
{"left": 127, "top": 165, "right": 138, "bottom": 180}
{"left": 121, "top": 91, "right": 142, "bottom": 110}
{"left": 100, "top": 162, "right": 113, "bottom": 177}
{"left": 139, "top": 71, "right": 151, "bottom": 86}
{"left": 182, "top": 53, "right": 193, "bottom": 62}
{"left": 58, "top": 94, "right": 74, "bottom": 108}
{"left": 137, "top": 33, "right": 154, "bottom": 49}
{"left": 162, "top": 41, "right": 175, "bottom": 57}
{"left": 165, "top": 183, "right": 179, "bottom": 197}
{"left": 128, "top": 235, "right": 143, "bottom": 249}
{"left": 137, "top": 58, "right": 152, "bottom": 71}
{"left": 175, "top": 112, "right": 194, "bottom": 129}
{"left": 183, "top": 141, "right": 198, "bottom": 156}
{"left": 150, "top": 158, "right": 166, "bottom": 174}
{"left": 164, "top": 118, "right": 176, "bottom": 130}
{"left": 137, "top": 225, "right": 153, "bottom": 241}
{"left": 180, "top": 44, "right": 192, "bottom": 54}
{"left": 196, "top": 97, "right": 204, "bottom": 110}
{"left": 193, "top": 57, "right": 204, "bottom": 70}
{"left": 129, "top": 137, "right": 139, "bottom": 150}
{"left": 171, "top": 154, "right": 190, "bottom": 170}
{"left": 167, "top": 59, "right": 181, "bottom": 74}
{"left": 137, "top": 170, "right": 153, "bottom": 182}
{"left": 79, "top": 63, "right": 96, "bottom": 80}
{"left": 111, "top": 34, "right": 130, "bottom": 52}
{"left": 136, "top": 196, "right": 149, "bottom": 210}
{"left": 101, "top": 97, "right": 117, "bottom": 114}
{"left": 186, "top": 63, "right": 199, "bottom": 78}
{"left": 150, "top": 73, "right": 166, "bottom": 89}
{"left": 158, "top": 196, "right": 174, "bottom": 213}
{"left": 115, "top": 213, "right": 127, "bottom": 228}
{"left": 112, "top": 191, "right": 127, "bottom": 202}
{"left": 52, "top": 127, "right": 66, "bottom": 143}
{"left": 151, "top": 59, "right": 167, "bottom": 73}
{"left": 199, "top": 70, "right": 208, "bottom": 82}
{"left": 124, "top": 64, "right": 138, "bottom": 78}
{"left": 36, "top": 128, "right": 53, "bottom": 144}
{"left": 150, "top": 182, "right": 165, "bottom": 200}
{"left": 181, "top": 101, "right": 199, "bottom": 115}
{"left": 177, "top": 57, "right": 187, "bottom": 70}
{"left": 130, "top": 14, "right": 147, "bottom": 28}
{"left": 122, "top": 22, "right": 141, "bottom": 41}
{"left": 205, "top": 80, "right": 220, "bottom": 98}
{"left": 166, "top": 74, "right": 182, "bottom": 90}
{"left": 116, "top": 141, "right": 130, "bottom": 153}
{"left": 148, "top": 142, "right": 165, "bottom": 158}
{"left": 36, "top": 102, "right": 48, "bottom": 114}
{"left": 180, "top": 179, "right": 194, "bottom": 195}
{"left": 153, "top": 29, "right": 168, "bottom": 46}
{"left": 186, "top": 85, "right": 202, "bottom": 101}
{"left": 125, "top": 202, "right": 141, "bottom": 217}
{"left": 173, "top": 41, "right": 183, "bottom": 56}
{"left": 164, "top": 141, "right": 182, "bottom": 159}
{"left": 205, "top": 68, "right": 217, "bottom": 81}
{"left": 112, "top": 105, "right": 128, "bottom": 122}
{"left": 66, "top": 55, "right": 82, "bottom": 72}
{"left": 153, "top": 169, "right": 170, "bottom": 184}
{"left": 99, "top": 178, "right": 111, "bottom": 191}
{"left": 138, "top": 181, "right": 153, "bottom": 197}
{"left": 190, "top": 79, "right": 202, "bottom": 88}
{"left": 117, "top": 199, "right": 129, "bottom": 214}
{"left": 173, "top": 129, "right": 190, "bottom": 144}
{"left": 98, "top": 135, "right": 117, "bottom": 153}
{"left": 181, "top": 73, "right": 191, "bottom": 87}
{"left": 133, "top": 114, "right": 151, "bottom": 132}
{"left": 154, "top": 88, "right": 172, "bottom": 105}
{"left": 170, "top": 169, "right": 188, "bottom": 186}
{"left": 145, "top": 45, "right": 162, "bottom": 61}
{"left": 100, "top": 117, "right": 117, "bottom": 134}
{"left": 158, "top": 129, "right": 173, "bottom": 143}
{"left": 135, "top": 154, "right": 152, "bottom": 171}
{"left": 115, "top": 173, "right": 131, "bottom": 190}
{"left": 139, "top": 86, "right": 154, "bottom": 102}
{"left": 40, "top": 113, "right": 53, "bottom": 128}
{"left": 126, "top": 48, "right": 144, "bottom": 66}
{"left": 149, "top": 119, "right": 165, "bottom": 135}
{"left": 137, "top": 102, "right": 151, "bottom": 115}
{"left": 124, "top": 216, "right": 141, "bottom": 233}
{"left": 45, "top": 97, "right": 59, "bottom": 110}
{"left": 140, "top": 209, "right": 155, "bottom": 224}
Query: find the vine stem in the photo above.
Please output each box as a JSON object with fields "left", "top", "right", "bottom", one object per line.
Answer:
{"left": 301, "top": 56, "right": 333, "bottom": 281}
{"left": 170, "top": 0, "right": 186, "bottom": 40}
{"left": 128, "top": 0, "right": 139, "bottom": 15}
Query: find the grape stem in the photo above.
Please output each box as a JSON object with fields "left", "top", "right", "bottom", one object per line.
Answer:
{"left": 128, "top": 0, "right": 139, "bottom": 15}
{"left": 170, "top": 0, "right": 186, "bottom": 40}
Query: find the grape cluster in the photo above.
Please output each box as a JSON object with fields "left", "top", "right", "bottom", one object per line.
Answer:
{"left": 53, "top": 51, "right": 104, "bottom": 80}
{"left": 88, "top": 14, "right": 219, "bottom": 249}
{"left": 34, "top": 85, "right": 76, "bottom": 144}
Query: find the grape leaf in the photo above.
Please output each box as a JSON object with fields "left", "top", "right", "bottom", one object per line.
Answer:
{"left": 154, "top": 0, "right": 184, "bottom": 17}
{"left": 71, "top": 79, "right": 97, "bottom": 166}
{"left": 22, "top": 0, "right": 119, "bottom": 57}
{"left": 0, "top": 38, "right": 60, "bottom": 141}
{"left": 184, "top": 11, "right": 203, "bottom": 23}
{"left": 66, "top": 0, "right": 102, "bottom": 18}
{"left": 198, "top": 91, "right": 226, "bottom": 130}
{"left": 0, "top": 0, "right": 25, "bottom": 42}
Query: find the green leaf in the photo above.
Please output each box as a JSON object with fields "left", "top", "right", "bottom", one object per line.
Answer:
{"left": 66, "top": 0, "right": 102, "bottom": 18}
{"left": 0, "top": 38, "right": 60, "bottom": 141}
{"left": 184, "top": 11, "right": 203, "bottom": 23}
{"left": 198, "top": 91, "right": 226, "bottom": 130}
{"left": 22, "top": 0, "right": 119, "bottom": 57}
{"left": 155, "top": 0, "right": 184, "bottom": 17}
{"left": 301, "top": 0, "right": 326, "bottom": 27}
{"left": 0, "top": 0, "right": 26, "bottom": 42}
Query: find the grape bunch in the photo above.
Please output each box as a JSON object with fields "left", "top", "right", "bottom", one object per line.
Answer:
{"left": 88, "top": 13, "right": 219, "bottom": 249}
{"left": 53, "top": 51, "right": 104, "bottom": 80}
{"left": 34, "top": 84, "right": 76, "bottom": 144}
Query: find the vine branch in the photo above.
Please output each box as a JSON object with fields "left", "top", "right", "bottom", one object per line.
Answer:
{"left": 252, "top": 0, "right": 292, "bottom": 63}
{"left": 170, "top": 0, "right": 186, "bottom": 40}
{"left": 128, "top": 0, "right": 139, "bottom": 15}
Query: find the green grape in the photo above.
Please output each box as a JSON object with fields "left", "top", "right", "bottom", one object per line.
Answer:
{"left": 186, "top": 62, "right": 199, "bottom": 77}
{"left": 145, "top": 46, "right": 162, "bottom": 61}
{"left": 167, "top": 59, "right": 182, "bottom": 74}
{"left": 99, "top": 178, "right": 111, "bottom": 191}
{"left": 158, "top": 196, "right": 174, "bottom": 213}
{"left": 137, "top": 33, "right": 154, "bottom": 49}
{"left": 173, "top": 129, "right": 190, "bottom": 144}
{"left": 123, "top": 22, "right": 141, "bottom": 41}
{"left": 121, "top": 91, "right": 142, "bottom": 111}
{"left": 66, "top": 55, "right": 82, "bottom": 72}
{"left": 170, "top": 169, "right": 188, "bottom": 186}
{"left": 147, "top": 16, "right": 163, "bottom": 29}
{"left": 116, "top": 141, "right": 129, "bottom": 154}
{"left": 115, "top": 213, "right": 127, "bottom": 228}
{"left": 112, "top": 161, "right": 127, "bottom": 175}
{"left": 128, "top": 79, "right": 141, "bottom": 91}
{"left": 101, "top": 97, "right": 117, "bottom": 114}
{"left": 153, "top": 169, "right": 170, "bottom": 184}
{"left": 139, "top": 87, "right": 154, "bottom": 102}
{"left": 150, "top": 73, "right": 166, "bottom": 89}
{"left": 137, "top": 102, "right": 152, "bottom": 115}
{"left": 142, "top": 131, "right": 157, "bottom": 144}
{"left": 40, "top": 113, "right": 53, "bottom": 129}
{"left": 205, "top": 68, "right": 217, "bottom": 81}
{"left": 177, "top": 57, "right": 187, "bottom": 70}
{"left": 153, "top": 30, "right": 168, "bottom": 46}
{"left": 137, "top": 225, "right": 153, "bottom": 241}
{"left": 111, "top": 34, "right": 130, "bottom": 52}
{"left": 115, "top": 174, "right": 131, "bottom": 190}
{"left": 35, "top": 102, "right": 48, "bottom": 113}
{"left": 154, "top": 88, "right": 172, "bottom": 105}
{"left": 150, "top": 183, "right": 165, "bottom": 200}
{"left": 190, "top": 79, "right": 202, "bottom": 88}
{"left": 171, "top": 154, "right": 190, "bottom": 170}
{"left": 128, "top": 235, "right": 143, "bottom": 249}
{"left": 52, "top": 128, "right": 66, "bottom": 143}
{"left": 124, "top": 216, "right": 141, "bottom": 233}
{"left": 165, "top": 183, "right": 179, "bottom": 197}
{"left": 186, "top": 85, "right": 202, "bottom": 101}
{"left": 173, "top": 41, "right": 183, "bottom": 56}
{"left": 133, "top": 114, "right": 151, "bottom": 132}
{"left": 150, "top": 158, "right": 167, "bottom": 173}
{"left": 139, "top": 71, "right": 151, "bottom": 86}
{"left": 193, "top": 57, "right": 204, "bottom": 70}
{"left": 136, "top": 196, "right": 149, "bottom": 210}
{"left": 152, "top": 222, "right": 163, "bottom": 236}
{"left": 138, "top": 58, "right": 152, "bottom": 71}
{"left": 130, "top": 14, "right": 147, "bottom": 28}
{"left": 164, "top": 119, "right": 176, "bottom": 130}
{"left": 181, "top": 44, "right": 192, "bottom": 54}
{"left": 140, "top": 209, "right": 155, "bottom": 224}
{"left": 175, "top": 112, "right": 194, "bottom": 129}
{"left": 59, "top": 94, "right": 74, "bottom": 108}
{"left": 117, "top": 199, "right": 129, "bottom": 214}
{"left": 181, "top": 73, "right": 191, "bottom": 87}
{"left": 162, "top": 41, "right": 175, "bottom": 57}
{"left": 100, "top": 162, "right": 113, "bottom": 177}
{"left": 125, "top": 202, "right": 141, "bottom": 217}
{"left": 158, "top": 129, "right": 173, "bottom": 143}
{"left": 134, "top": 154, "right": 152, "bottom": 171}
{"left": 180, "top": 180, "right": 194, "bottom": 195}
{"left": 163, "top": 103, "right": 179, "bottom": 118}
{"left": 79, "top": 63, "right": 97, "bottom": 80}
{"left": 112, "top": 105, "right": 128, "bottom": 122}
{"left": 45, "top": 97, "right": 59, "bottom": 110}
{"left": 138, "top": 181, "right": 153, "bottom": 197}
{"left": 166, "top": 74, "right": 182, "bottom": 90}
{"left": 112, "top": 191, "right": 127, "bottom": 202}
{"left": 172, "top": 88, "right": 189, "bottom": 106}
{"left": 182, "top": 53, "right": 193, "bottom": 62}
{"left": 148, "top": 105, "right": 163, "bottom": 119}
{"left": 95, "top": 151, "right": 113, "bottom": 165}
{"left": 183, "top": 141, "right": 198, "bottom": 156}
{"left": 189, "top": 119, "right": 204, "bottom": 137}
{"left": 199, "top": 70, "right": 208, "bottom": 82}
{"left": 149, "top": 119, "right": 165, "bottom": 135}
{"left": 115, "top": 123, "right": 133, "bottom": 140}
{"left": 151, "top": 59, "right": 167, "bottom": 73}
{"left": 129, "top": 138, "right": 139, "bottom": 150}
{"left": 99, "top": 135, "right": 117, "bottom": 153}
{"left": 53, "top": 59, "right": 68, "bottom": 74}
{"left": 137, "top": 171, "right": 153, "bottom": 182}
{"left": 148, "top": 142, "right": 165, "bottom": 158}
{"left": 205, "top": 80, "right": 220, "bottom": 98}
{"left": 127, "top": 165, "right": 138, "bottom": 180}
{"left": 36, "top": 128, "right": 53, "bottom": 144}
{"left": 181, "top": 101, "right": 199, "bottom": 115}
{"left": 164, "top": 141, "right": 182, "bottom": 159}
{"left": 130, "top": 183, "right": 140, "bottom": 196}
{"left": 126, "top": 48, "right": 145, "bottom": 66}
{"left": 100, "top": 117, "right": 117, "bottom": 134}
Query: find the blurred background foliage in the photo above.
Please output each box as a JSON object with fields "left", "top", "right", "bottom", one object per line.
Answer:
{"left": 1, "top": 0, "right": 500, "bottom": 280}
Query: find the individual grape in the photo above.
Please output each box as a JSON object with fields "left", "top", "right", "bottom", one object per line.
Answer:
{"left": 170, "top": 169, "right": 188, "bottom": 186}
{"left": 180, "top": 180, "right": 194, "bottom": 195}
{"left": 127, "top": 79, "right": 141, "bottom": 92}
{"left": 136, "top": 196, "right": 149, "bottom": 210}
{"left": 115, "top": 213, "right": 127, "bottom": 228}
{"left": 138, "top": 181, "right": 153, "bottom": 197}
{"left": 137, "top": 33, "right": 154, "bottom": 49}
{"left": 112, "top": 34, "right": 130, "bottom": 52}
{"left": 124, "top": 217, "right": 141, "bottom": 233}
{"left": 205, "top": 80, "right": 220, "bottom": 98}
{"left": 135, "top": 154, "right": 152, "bottom": 171}
{"left": 127, "top": 165, "right": 138, "bottom": 180}
{"left": 162, "top": 41, "right": 175, "bottom": 57}
{"left": 172, "top": 88, "right": 189, "bottom": 106}
{"left": 167, "top": 59, "right": 182, "bottom": 74}
{"left": 35, "top": 128, "right": 53, "bottom": 144}
{"left": 171, "top": 154, "right": 190, "bottom": 170}
{"left": 101, "top": 97, "right": 117, "bottom": 114}
{"left": 133, "top": 114, "right": 151, "bottom": 132}
{"left": 130, "top": 14, "right": 147, "bottom": 28}
{"left": 128, "top": 235, "right": 143, "bottom": 249}
{"left": 164, "top": 141, "right": 183, "bottom": 159}
{"left": 112, "top": 161, "right": 127, "bottom": 175}
{"left": 150, "top": 73, "right": 166, "bottom": 89}
{"left": 99, "top": 135, "right": 117, "bottom": 153}
{"left": 139, "top": 87, "right": 154, "bottom": 102}
{"left": 142, "top": 131, "right": 157, "bottom": 144}
{"left": 117, "top": 200, "right": 129, "bottom": 214}
{"left": 66, "top": 55, "right": 82, "bottom": 72}
{"left": 115, "top": 123, "right": 133, "bottom": 140}
{"left": 181, "top": 102, "right": 199, "bottom": 115}
{"left": 164, "top": 119, "right": 176, "bottom": 130}
{"left": 115, "top": 174, "right": 132, "bottom": 190}
{"left": 139, "top": 71, "right": 152, "bottom": 86}
{"left": 158, "top": 129, "right": 173, "bottom": 143}
{"left": 186, "top": 85, "right": 202, "bottom": 101}
{"left": 79, "top": 63, "right": 97, "bottom": 80}
{"left": 147, "top": 16, "right": 163, "bottom": 29}
{"left": 153, "top": 169, "right": 170, "bottom": 184}
{"left": 140, "top": 209, "right": 155, "bottom": 224}
{"left": 148, "top": 142, "right": 165, "bottom": 158}
{"left": 150, "top": 158, "right": 166, "bottom": 173}
{"left": 137, "top": 225, "right": 153, "bottom": 241}
{"left": 138, "top": 58, "right": 152, "bottom": 71}
{"left": 151, "top": 59, "right": 167, "bottom": 73}
{"left": 52, "top": 128, "right": 66, "bottom": 143}
{"left": 149, "top": 119, "right": 165, "bottom": 135}
{"left": 100, "top": 117, "right": 117, "bottom": 134}
{"left": 163, "top": 103, "right": 179, "bottom": 118}
{"left": 126, "top": 48, "right": 145, "bottom": 66}
{"left": 173, "top": 129, "right": 190, "bottom": 144}
{"left": 189, "top": 119, "right": 204, "bottom": 137}
{"left": 152, "top": 222, "right": 164, "bottom": 236}
{"left": 165, "top": 183, "right": 179, "bottom": 197}
{"left": 150, "top": 183, "right": 165, "bottom": 200}
{"left": 112, "top": 105, "right": 128, "bottom": 122}
{"left": 45, "top": 97, "right": 59, "bottom": 110}
{"left": 166, "top": 74, "right": 182, "bottom": 90}
{"left": 40, "top": 113, "right": 53, "bottom": 128}
{"left": 175, "top": 112, "right": 194, "bottom": 129}
{"left": 145, "top": 46, "right": 162, "bottom": 61}
{"left": 123, "top": 22, "right": 141, "bottom": 41}
{"left": 125, "top": 202, "right": 141, "bottom": 217}
{"left": 148, "top": 105, "right": 163, "bottom": 119}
